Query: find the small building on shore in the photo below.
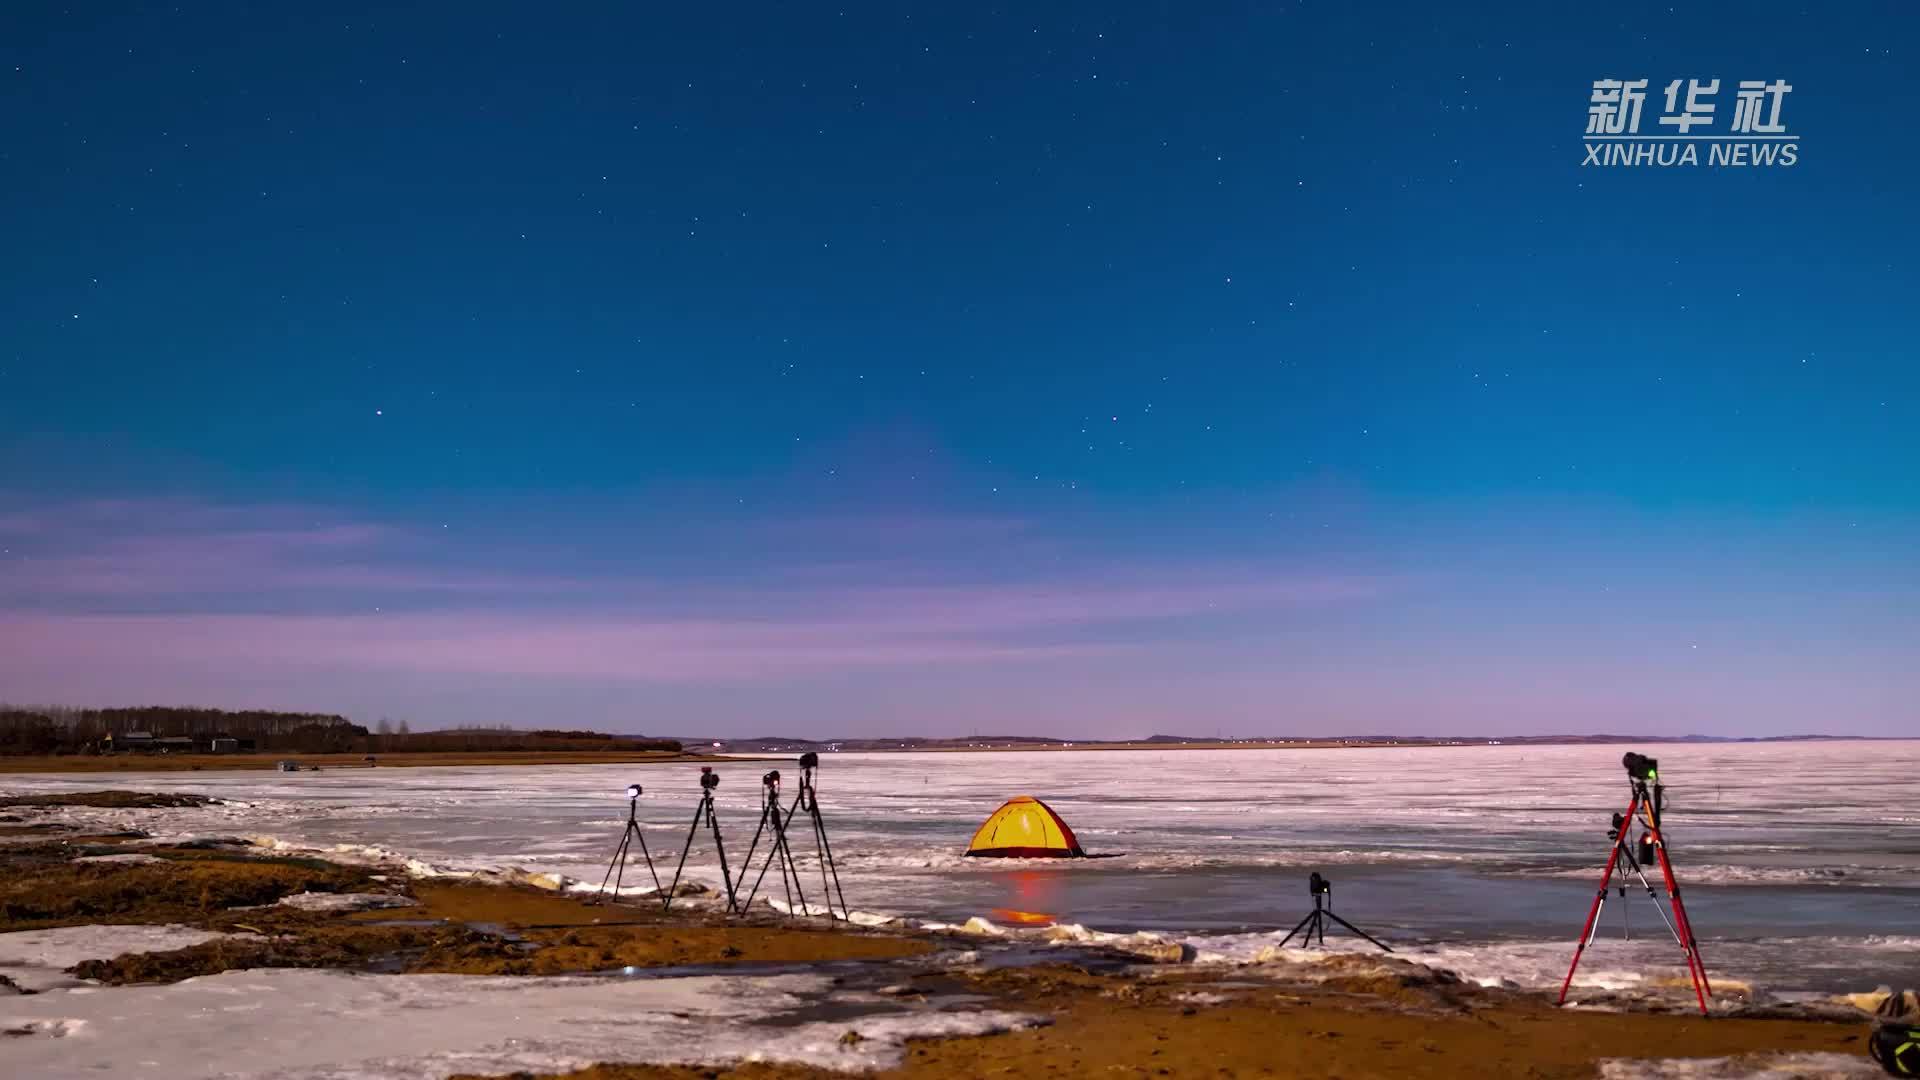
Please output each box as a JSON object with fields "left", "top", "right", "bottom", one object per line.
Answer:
{"left": 103, "top": 731, "right": 157, "bottom": 752}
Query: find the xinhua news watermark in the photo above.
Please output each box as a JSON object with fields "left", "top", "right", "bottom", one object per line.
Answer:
{"left": 1584, "top": 79, "right": 1797, "bottom": 168}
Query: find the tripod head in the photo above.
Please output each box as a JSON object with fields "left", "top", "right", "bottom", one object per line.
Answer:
{"left": 1309, "top": 871, "right": 1331, "bottom": 906}
{"left": 795, "top": 752, "right": 820, "bottom": 808}
{"left": 1621, "top": 751, "right": 1668, "bottom": 823}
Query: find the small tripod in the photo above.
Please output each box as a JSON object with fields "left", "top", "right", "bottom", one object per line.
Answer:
{"left": 1558, "top": 753, "right": 1712, "bottom": 1015}
{"left": 664, "top": 767, "right": 739, "bottom": 913}
{"left": 591, "top": 783, "right": 663, "bottom": 904}
{"left": 1278, "top": 872, "right": 1392, "bottom": 952}
{"left": 742, "top": 753, "right": 849, "bottom": 920}
{"left": 739, "top": 769, "right": 810, "bottom": 916}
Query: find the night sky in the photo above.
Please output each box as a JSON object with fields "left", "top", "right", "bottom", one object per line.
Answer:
{"left": 2, "top": 3, "right": 1914, "bottom": 738}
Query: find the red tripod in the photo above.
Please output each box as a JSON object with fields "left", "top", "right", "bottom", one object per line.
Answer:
{"left": 1557, "top": 768, "right": 1712, "bottom": 1015}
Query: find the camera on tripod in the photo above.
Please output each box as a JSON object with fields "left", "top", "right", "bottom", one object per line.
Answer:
{"left": 626, "top": 783, "right": 643, "bottom": 799}
{"left": 738, "top": 751, "right": 848, "bottom": 921}
{"left": 1622, "top": 752, "right": 1659, "bottom": 781}
{"left": 1279, "top": 871, "right": 1390, "bottom": 952}
{"left": 700, "top": 766, "right": 720, "bottom": 790}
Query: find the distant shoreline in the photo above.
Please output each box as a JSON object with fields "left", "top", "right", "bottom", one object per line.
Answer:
{"left": 0, "top": 749, "right": 735, "bottom": 774}
{"left": 2, "top": 734, "right": 1904, "bottom": 775}
{"left": 705, "top": 733, "right": 1906, "bottom": 756}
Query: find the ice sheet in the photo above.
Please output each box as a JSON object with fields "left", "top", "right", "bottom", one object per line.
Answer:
{"left": 0, "top": 968, "right": 1042, "bottom": 1079}
{"left": 6, "top": 740, "right": 1918, "bottom": 996}
{"left": 0, "top": 924, "right": 241, "bottom": 993}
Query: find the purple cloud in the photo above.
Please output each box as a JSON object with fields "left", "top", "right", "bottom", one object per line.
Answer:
{"left": 0, "top": 496, "right": 1380, "bottom": 689}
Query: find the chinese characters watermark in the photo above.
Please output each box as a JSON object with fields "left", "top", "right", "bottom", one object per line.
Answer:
{"left": 1583, "top": 78, "right": 1797, "bottom": 167}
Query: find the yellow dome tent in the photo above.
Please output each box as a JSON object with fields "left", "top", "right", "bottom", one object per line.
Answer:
{"left": 965, "top": 795, "right": 1085, "bottom": 858}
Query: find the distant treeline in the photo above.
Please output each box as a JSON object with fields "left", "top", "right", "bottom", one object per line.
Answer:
{"left": 0, "top": 706, "right": 681, "bottom": 757}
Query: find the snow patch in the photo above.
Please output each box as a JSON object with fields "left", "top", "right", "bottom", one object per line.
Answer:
{"left": 1596, "top": 1051, "right": 1882, "bottom": 1078}
{"left": 0, "top": 968, "right": 1042, "bottom": 1079}
{"left": 0, "top": 925, "right": 241, "bottom": 993}
{"left": 275, "top": 892, "right": 419, "bottom": 913}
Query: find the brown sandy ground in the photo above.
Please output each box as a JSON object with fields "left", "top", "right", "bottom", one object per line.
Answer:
{"left": 0, "top": 793, "right": 1876, "bottom": 1077}
{"left": 0, "top": 750, "right": 726, "bottom": 773}
{"left": 0, "top": 818, "right": 929, "bottom": 985}
{"left": 458, "top": 964, "right": 1866, "bottom": 1080}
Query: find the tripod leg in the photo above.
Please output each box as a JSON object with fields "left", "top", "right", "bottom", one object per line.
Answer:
{"left": 1618, "top": 846, "right": 1682, "bottom": 945}
{"left": 741, "top": 795, "right": 802, "bottom": 910}
{"left": 1277, "top": 908, "right": 1318, "bottom": 949}
{"left": 1323, "top": 911, "right": 1393, "bottom": 953}
{"left": 774, "top": 793, "right": 809, "bottom": 916}
{"left": 777, "top": 826, "right": 799, "bottom": 913}
{"left": 1613, "top": 858, "right": 1630, "bottom": 941}
{"left": 771, "top": 800, "right": 799, "bottom": 914}
{"left": 1640, "top": 804, "right": 1709, "bottom": 1003}
{"left": 736, "top": 803, "right": 776, "bottom": 910}
{"left": 1646, "top": 821, "right": 1711, "bottom": 1013}
{"left": 664, "top": 801, "right": 706, "bottom": 912}
{"left": 707, "top": 798, "right": 739, "bottom": 913}
{"left": 633, "top": 825, "right": 663, "bottom": 895}
{"left": 613, "top": 829, "right": 630, "bottom": 899}
{"left": 744, "top": 800, "right": 795, "bottom": 912}
{"left": 811, "top": 803, "right": 846, "bottom": 920}
{"left": 596, "top": 829, "right": 630, "bottom": 903}
{"left": 737, "top": 804, "right": 772, "bottom": 894}
{"left": 1559, "top": 794, "right": 1637, "bottom": 1006}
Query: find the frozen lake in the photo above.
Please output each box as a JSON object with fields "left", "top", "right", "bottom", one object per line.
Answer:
{"left": 9, "top": 740, "right": 1919, "bottom": 999}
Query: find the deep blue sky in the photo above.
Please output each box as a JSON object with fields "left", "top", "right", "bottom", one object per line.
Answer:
{"left": 1, "top": 3, "right": 1913, "bottom": 737}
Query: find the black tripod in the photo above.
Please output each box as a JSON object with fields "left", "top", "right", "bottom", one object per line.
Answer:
{"left": 664, "top": 767, "right": 739, "bottom": 913}
{"left": 591, "top": 783, "right": 663, "bottom": 904}
{"left": 1278, "top": 872, "right": 1392, "bottom": 952}
{"left": 743, "top": 753, "right": 849, "bottom": 920}
{"left": 739, "top": 769, "right": 810, "bottom": 916}
{"left": 1598, "top": 810, "right": 1684, "bottom": 944}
